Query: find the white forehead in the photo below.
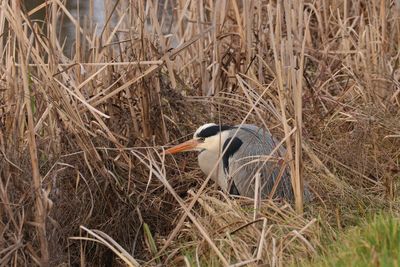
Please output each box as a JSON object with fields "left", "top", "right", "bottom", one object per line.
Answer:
{"left": 193, "top": 123, "right": 217, "bottom": 138}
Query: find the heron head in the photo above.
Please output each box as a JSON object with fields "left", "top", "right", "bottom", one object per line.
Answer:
{"left": 164, "top": 123, "right": 231, "bottom": 154}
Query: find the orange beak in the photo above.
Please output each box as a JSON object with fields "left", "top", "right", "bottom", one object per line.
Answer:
{"left": 164, "top": 139, "right": 200, "bottom": 154}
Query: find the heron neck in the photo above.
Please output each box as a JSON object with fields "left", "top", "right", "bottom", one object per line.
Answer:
{"left": 198, "top": 149, "right": 228, "bottom": 190}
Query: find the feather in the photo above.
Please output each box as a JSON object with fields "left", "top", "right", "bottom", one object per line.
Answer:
{"left": 226, "top": 125, "right": 294, "bottom": 200}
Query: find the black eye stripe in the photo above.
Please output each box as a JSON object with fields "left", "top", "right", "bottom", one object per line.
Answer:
{"left": 197, "top": 125, "right": 232, "bottom": 138}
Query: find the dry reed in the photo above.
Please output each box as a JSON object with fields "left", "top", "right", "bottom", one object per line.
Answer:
{"left": 0, "top": 0, "right": 399, "bottom": 266}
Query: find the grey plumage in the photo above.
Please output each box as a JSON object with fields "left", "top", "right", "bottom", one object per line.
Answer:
{"left": 225, "top": 124, "right": 294, "bottom": 200}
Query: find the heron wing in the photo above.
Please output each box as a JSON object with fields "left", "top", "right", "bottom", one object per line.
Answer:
{"left": 227, "top": 125, "right": 293, "bottom": 200}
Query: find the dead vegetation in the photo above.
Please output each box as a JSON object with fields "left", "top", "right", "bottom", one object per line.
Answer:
{"left": 0, "top": 0, "right": 399, "bottom": 266}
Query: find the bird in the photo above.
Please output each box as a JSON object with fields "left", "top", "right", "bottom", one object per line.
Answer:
{"left": 165, "top": 123, "right": 294, "bottom": 200}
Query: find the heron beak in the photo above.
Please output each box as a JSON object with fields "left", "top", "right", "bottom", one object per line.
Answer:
{"left": 165, "top": 139, "right": 199, "bottom": 154}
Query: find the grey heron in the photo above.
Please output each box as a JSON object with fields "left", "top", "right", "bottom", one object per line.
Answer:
{"left": 165, "top": 123, "right": 294, "bottom": 200}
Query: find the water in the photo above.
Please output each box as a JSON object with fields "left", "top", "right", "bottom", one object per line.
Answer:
{"left": 24, "top": 0, "right": 107, "bottom": 57}
{"left": 23, "top": 0, "right": 176, "bottom": 57}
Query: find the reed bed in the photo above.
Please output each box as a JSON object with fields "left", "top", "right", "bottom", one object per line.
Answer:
{"left": 0, "top": 0, "right": 399, "bottom": 266}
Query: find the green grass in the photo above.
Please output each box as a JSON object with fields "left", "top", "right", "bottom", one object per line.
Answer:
{"left": 305, "top": 214, "right": 400, "bottom": 267}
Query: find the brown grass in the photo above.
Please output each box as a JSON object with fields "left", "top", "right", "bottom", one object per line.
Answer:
{"left": 0, "top": 0, "right": 399, "bottom": 266}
